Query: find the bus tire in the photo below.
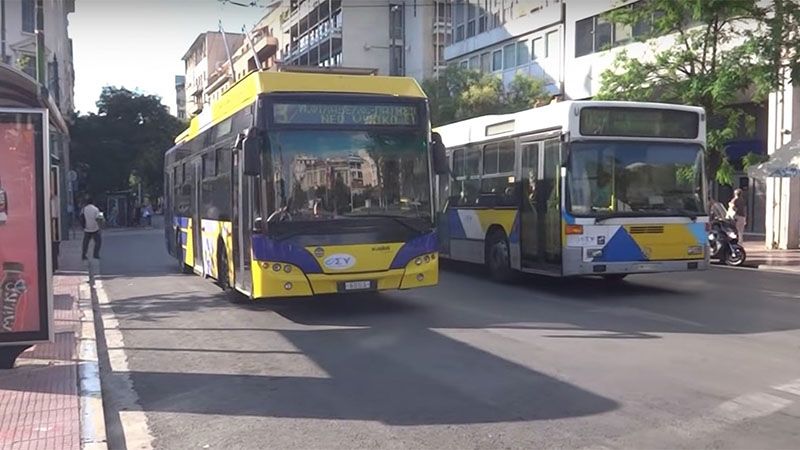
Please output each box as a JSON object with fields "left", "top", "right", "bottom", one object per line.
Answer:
{"left": 486, "top": 229, "right": 514, "bottom": 282}
{"left": 217, "top": 242, "right": 230, "bottom": 291}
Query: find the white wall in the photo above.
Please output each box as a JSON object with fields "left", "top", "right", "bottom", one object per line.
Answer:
{"left": 404, "top": 2, "right": 435, "bottom": 81}
{"left": 341, "top": 0, "right": 390, "bottom": 74}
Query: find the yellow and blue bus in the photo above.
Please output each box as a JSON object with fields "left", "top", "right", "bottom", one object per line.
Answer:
{"left": 435, "top": 100, "right": 709, "bottom": 281}
{"left": 164, "top": 70, "right": 447, "bottom": 299}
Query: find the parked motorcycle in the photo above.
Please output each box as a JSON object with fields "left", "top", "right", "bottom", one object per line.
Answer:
{"left": 708, "top": 203, "right": 746, "bottom": 266}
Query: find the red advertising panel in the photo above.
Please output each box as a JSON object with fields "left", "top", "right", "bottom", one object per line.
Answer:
{"left": 0, "top": 110, "right": 52, "bottom": 344}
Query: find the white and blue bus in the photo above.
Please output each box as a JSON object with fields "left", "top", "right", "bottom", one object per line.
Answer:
{"left": 435, "top": 100, "right": 709, "bottom": 281}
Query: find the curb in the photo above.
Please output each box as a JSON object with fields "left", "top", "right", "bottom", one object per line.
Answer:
{"left": 714, "top": 263, "right": 800, "bottom": 275}
{"left": 78, "top": 281, "right": 109, "bottom": 450}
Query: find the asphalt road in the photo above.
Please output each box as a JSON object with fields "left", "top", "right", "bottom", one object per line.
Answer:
{"left": 95, "top": 228, "right": 800, "bottom": 450}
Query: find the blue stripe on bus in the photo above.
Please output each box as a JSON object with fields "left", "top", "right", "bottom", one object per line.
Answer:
{"left": 389, "top": 232, "right": 438, "bottom": 269}
{"left": 594, "top": 228, "right": 647, "bottom": 262}
{"left": 251, "top": 235, "right": 323, "bottom": 274}
{"left": 508, "top": 214, "right": 520, "bottom": 244}
{"left": 447, "top": 209, "right": 467, "bottom": 239}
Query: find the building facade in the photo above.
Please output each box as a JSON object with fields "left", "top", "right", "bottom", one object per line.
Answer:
{"left": 174, "top": 75, "right": 186, "bottom": 120}
{"left": 181, "top": 31, "right": 244, "bottom": 116}
{"left": 279, "top": 0, "right": 452, "bottom": 81}
{"left": 1, "top": 0, "right": 76, "bottom": 242}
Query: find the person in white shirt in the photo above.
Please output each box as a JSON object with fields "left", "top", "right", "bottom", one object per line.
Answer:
{"left": 81, "top": 198, "right": 102, "bottom": 260}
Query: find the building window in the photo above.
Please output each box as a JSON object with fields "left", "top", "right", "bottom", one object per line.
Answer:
{"left": 575, "top": 17, "right": 593, "bottom": 57}
{"left": 480, "top": 52, "right": 491, "bottom": 72}
{"left": 389, "top": 4, "right": 404, "bottom": 40}
{"left": 546, "top": 31, "right": 559, "bottom": 58}
{"left": 469, "top": 55, "right": 480, "bottom": 70}
{"left": 576, "top": 4, "right": 656, "bottom": 58}
{"left": 503, "top": 43, "right": 515, "bottom": 69}
{"left": 516, "top": 41, "right": 530, "bottom": 66}
{"left": 532, "top": 37, "right": 544, "bottom": 60}
{"left": 492, "top": 49, "right": 502, "bottom": 71}
{"left": 22, "top": 0, "right": 35, "bottom": 33}
{"left": 460, "top": 60, "right": 469, "bottom": 69}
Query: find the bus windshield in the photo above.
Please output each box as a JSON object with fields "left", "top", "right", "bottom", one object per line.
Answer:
{"left": 567, "top": 141, "right": 705, "bottom": 218}
{"left": 268, "top": 129, "right": 431, "bottom": 223}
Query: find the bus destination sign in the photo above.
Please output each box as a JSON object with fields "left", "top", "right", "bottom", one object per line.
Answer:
{"left": 273, "top": 103, "right": 418, "bottom": 126}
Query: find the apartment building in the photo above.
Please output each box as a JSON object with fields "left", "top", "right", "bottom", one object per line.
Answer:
{"left": 181, "top": 31, "right": 244, "bottom": 116}
{"left": 205, "top": 13, "right": 281, "bottom": 105}
{"left": 445, "top": 0, "right": 564, "bottom": 93}
{"left": 174, "top": 75, "right": 187, "bottom": 120}
{"left": 279, "top": 0, "right": 452, "bottom": 81}
{"left": 1, "top": 0, "right": 76, "bottom": 242}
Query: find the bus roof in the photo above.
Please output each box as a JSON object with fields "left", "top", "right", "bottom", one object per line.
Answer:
{"left": 175, "top": 71, "right": 427, "bottom": 144}
{"left": 434, "top": 100, "right": 705, "bottom": 149}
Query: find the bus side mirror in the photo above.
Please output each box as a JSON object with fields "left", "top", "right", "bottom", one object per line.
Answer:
{"left": 431, "top": 132, "right": 449, "bottom": 175}
{"left": 242, "top": 128, "right": 263, "bottom": 176}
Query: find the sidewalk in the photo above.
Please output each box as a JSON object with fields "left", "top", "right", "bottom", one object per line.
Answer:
{"left": 742, "top": 239, "right": 800, "bottom": 274}
{"left": 0, "top": 239, "right": 106, "bottom": 450}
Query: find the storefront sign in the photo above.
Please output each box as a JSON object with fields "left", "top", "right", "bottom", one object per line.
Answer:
{"left": 0, "top": 109, "right": 52, "bottom": 345}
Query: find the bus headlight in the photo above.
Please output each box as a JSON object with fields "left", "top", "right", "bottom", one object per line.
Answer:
{"left": 272, "top": 263, "right": 282, "bottom": 272}
{"left": 415, "top": 257, "right": 423, "bottom": 265}
{"left": 284, "top": 264, "right": 292, "bottom": 273}
{"left": 586, "top": 248, "right": 603, "bottom": 259}
{"left": 284, "top": 282, "right": 293, "bottom": 290}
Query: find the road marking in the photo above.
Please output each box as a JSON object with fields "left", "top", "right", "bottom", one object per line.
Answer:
{"left": 95, "top": 280, "right": 155, "bottom": 450}
{"left": 78, "top": 283, "right": 108, "bottom": 449}
{"left": 774, "top": 378, "right": 800, "bottom": 397}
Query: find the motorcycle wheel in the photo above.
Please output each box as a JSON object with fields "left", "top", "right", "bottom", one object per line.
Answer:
{"left": 725, "top": 244, "right": 746, "bottom": 266}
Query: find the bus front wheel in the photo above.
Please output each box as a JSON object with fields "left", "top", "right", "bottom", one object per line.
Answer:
{"left": 486, "top": 230, "right": 514, "bottom": 282}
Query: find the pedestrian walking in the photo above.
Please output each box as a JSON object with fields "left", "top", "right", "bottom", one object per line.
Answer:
{"left": 80, "top": 197, "right": 103, "bottom": 260}
{"left": 728, "top": 188, "right": 747, "bottom": 242}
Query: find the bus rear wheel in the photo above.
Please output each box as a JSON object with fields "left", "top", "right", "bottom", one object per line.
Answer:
{"left": 486, "top": 230, "right": 514, "bottom": 282}
{"left": 175, "top": 231, "right": 192, "bottom": 274}
{"left": 217, "top": 245, "right": 230, "bottom": 291}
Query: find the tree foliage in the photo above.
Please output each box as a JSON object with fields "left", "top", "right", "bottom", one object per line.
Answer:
{"left": 70, "top": 87, "right": 185, "bottom": 201}
{"left": 422, "top": 66, "right": 551, "bottom": 126}
{"left": 595, "top": 0, "right": 799, "bottom": 185}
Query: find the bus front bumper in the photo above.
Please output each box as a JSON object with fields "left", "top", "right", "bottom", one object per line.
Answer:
{"left": 562, "top": 248, "right": 709, "bottom": 276}
{"left": 250, "top": 255, "right": 439, "bottom": 299}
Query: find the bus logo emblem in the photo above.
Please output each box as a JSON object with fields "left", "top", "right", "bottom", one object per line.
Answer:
{"left": 323, "top": 254, "right": 356, "bottom": 270}
{"left": 314, "top": 247, "right": 325, "bottom": 257}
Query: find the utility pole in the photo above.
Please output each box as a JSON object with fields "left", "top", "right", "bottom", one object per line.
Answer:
{"left": 35, "top": 0, "right": 46, "bottom": 87}
{"left": 1, "top": 0, "right": 8, "bottom": 64}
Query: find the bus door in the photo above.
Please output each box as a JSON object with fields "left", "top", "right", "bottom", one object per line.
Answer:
{"left": 192, "top": 159, "right": 202, "bottom": 272}
{"left": 520, "top": 136, "right": 562, "bottom": 272}
{"left": 231, "top": 148, "right": 255, "bottom": 295}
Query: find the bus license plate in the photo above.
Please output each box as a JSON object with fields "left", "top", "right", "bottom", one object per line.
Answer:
{"left": 342, "top": 280, "right": 374, "bottom": 291}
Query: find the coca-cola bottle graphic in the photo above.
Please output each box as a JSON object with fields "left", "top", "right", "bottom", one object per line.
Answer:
{"left": 1, "top": 262, "right": 26, "bottom": 332}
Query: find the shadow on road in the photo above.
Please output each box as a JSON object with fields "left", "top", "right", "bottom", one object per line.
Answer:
{"left": 94, "top": 224, "right": 800, "bottom": 428}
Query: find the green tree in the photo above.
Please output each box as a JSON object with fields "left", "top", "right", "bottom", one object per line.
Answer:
{"left": 457, "top": 73, "right": 505, "bottom": 120}
{"left": 595, "top": 0, "right": 766, "bottom": 184}
{"left": 422, "top": 66, "right": 551, "bottom": 126}
{"left": 596, "top": 0, "right": 800, "bottom": 185}
{"left": 506, "top": 72, "right": 551, "bottom": 111}
{"left": 71, "top": 87, "right": 186, "bottom": 201}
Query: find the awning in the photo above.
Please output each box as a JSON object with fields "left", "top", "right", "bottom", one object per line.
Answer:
{"left": 747, "top": 139, "right": 800, "bottom": 179}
